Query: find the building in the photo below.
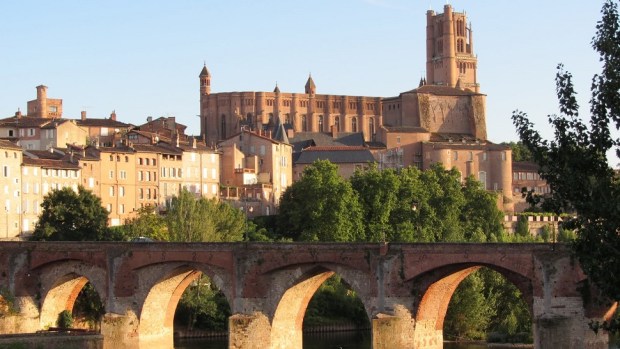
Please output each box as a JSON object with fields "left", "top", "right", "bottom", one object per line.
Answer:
{"left": 218, "top": 128, "right": 292, "bottom": 216}
{"left": 512, "top": 161, "right": 551, "bottom": 212}
{"left": 197, "top": 4, "right": 514, "bottom": 211}
{"left": 26, "top": 85, "right": 62, "bottom": 119}
{"left": 21, "top": 149, "right": 82, "bottom": 234}
{"left": 0, "top": 140, "right": 23, "bottom": 239}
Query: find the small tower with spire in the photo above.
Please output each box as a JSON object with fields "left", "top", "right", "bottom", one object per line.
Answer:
{"left": 199, "top": 64, "right": 211, "bottom": 96}
{"left": 305, "top": 74, "right": 316, "bottom": 95}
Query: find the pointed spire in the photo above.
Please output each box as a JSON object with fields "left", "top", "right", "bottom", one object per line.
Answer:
{"left": 305, "top": 74, "right": 316, "bottom": 95}
{"left": 419, "top": 77, "right": 425, "bottom": 87}
{"left": 199, "top": 63, "right": 210, "bottom": 77}
{"left": 273, "top": 82, "right": 280, "bottom": 93}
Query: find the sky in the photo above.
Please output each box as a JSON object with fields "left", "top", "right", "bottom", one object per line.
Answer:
{"left": 0, "top": 1, "right": 611, "bottom": 159}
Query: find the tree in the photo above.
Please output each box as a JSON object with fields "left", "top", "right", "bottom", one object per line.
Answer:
{"left": 166, "top": 188, "right": 245, "bottom": 242}
{"left": 31, "top": 186, "right": 111, "bottom": 241}
{"left": 502, "top": 141, "right": 533, "bottom": 162}
{"left": 120, "top": 206, "right": 168, "bottom": 241}
{"left": 277, "top": 160, "right": 364, "bottom": 242}
{"left": 445, "top": 271, "right": 496, "bottom": 341}
{"left": 512, "top": 0, "right": 620, "bottom": 309}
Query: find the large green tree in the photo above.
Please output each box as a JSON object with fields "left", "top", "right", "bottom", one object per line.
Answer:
{"left": 277, "top": 160, "right": 364, "bottom": 242}
{"left": 166, "top": 188, "right": 245, "bottom": 242}
{"left": 31, "top": 186, "right": 111, "bottom": 241}
{"left": 512, "top": 0, "right": 620, "bottom": 308}
{"left": 349, "top": 163, "right": 503, "bottom": 243}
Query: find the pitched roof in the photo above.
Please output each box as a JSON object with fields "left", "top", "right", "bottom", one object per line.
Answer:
{"left": 0, "top": 139, "right": 21, "bottom": 150}
{"left": 0, "top": 116, "right": 52, "bottom": 128}
{"left": 404, "top": 84, "right": 484, "bottom": 96}
{"left": 75, "top": 118, "right": 132, "bottom": 128}
{"left": 513, "top": 161, "right": 540, "bottom": 172}
{"left": 289, "top": 132, "right": 366, "bottom": 153}
{"left": 296, "top": 146, "right": 375, "bottom": 164}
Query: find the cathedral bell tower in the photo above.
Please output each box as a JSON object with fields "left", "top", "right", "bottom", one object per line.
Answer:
{"left": 426, "top": 5, "right": 479, "bottom": 92}
{"left": 199, "top": 64, "right": 211, "bottom": 96}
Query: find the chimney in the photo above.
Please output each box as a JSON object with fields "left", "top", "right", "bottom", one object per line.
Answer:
{"left": 110, "top": 110, "right": 117, "bottom": 121}
{"left": 175, "top": 133, "right": 180, "bottom": 147}
{"left": 331, "top": 124, "right": 338, "bottom": 139}
{"left": 15, "top": 109, "right": 22, "bottom": 118}
{"left": 81, "top": 111, "right": 87, "bottom": 120}
{"left": 192, "top": 137, "right": 197, "bottom": 149}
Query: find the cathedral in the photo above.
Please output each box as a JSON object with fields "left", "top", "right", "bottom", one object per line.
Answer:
{"left": 199, "top": 4, "right": 513, "bottom": 212}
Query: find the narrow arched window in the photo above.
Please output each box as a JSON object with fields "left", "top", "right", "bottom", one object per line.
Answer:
{"left": 301, "top": 115, "right": 307, "bottom": 132}
{"left": 369, "top": 117, "right": 375, "bottom": 136}
{"left": 334, "top": 116, "right": 340, "bottom": 132}
{"left": 352, "top": 117, "right": 358, "bottom": 132}
{"left": 221, "top": 115, "right": 227, "bottom": 139}
{"left": 318, "top": 115, "right": 324, "bottom": 132}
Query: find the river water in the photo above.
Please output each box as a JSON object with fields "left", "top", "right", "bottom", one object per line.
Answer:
{"left": 174, "top": 331, "right": 620, "bottom": 349}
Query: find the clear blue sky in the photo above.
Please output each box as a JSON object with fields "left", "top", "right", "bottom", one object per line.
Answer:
{"left": 0, "top": 1, "right": 609, "bottom": 155}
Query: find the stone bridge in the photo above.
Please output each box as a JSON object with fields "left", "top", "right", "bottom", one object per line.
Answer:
{"left": 0, "top": 242, "right": 615, "bottom": 349}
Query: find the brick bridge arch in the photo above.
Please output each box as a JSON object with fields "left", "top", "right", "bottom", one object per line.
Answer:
{"left": 0, "top": 242, "right": 615, "bottom": 349}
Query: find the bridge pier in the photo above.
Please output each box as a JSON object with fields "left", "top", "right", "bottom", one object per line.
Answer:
{"left": 228, "top": 312, "right": 272, "bottom": 349}
{"left": 100, "top": 311, "right": 139, "bottom": 349}
{"left": 533, "top": 297, "right": 612, "bottom": 349}
{"left": 372, "top": 304, "right": 417, "bottom": 349}
{"left": 0, "top": 296, "right": 39, "bottom": 333}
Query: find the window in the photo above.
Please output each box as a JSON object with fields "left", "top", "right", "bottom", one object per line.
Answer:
{"left": 369, "top": 117, "right": 375, "bottom": 136}
{"left": 478, "top": 171, "right": 487, "bottom": 190}
{"left": 211, "top": 168, "right": 217, "bottom": 180}
{"left": 352, "top": 117, "right": 358, "bottom": 132}
{"left": 139, "top": 188, "right": 143, "bottom": 200}
{"left": 318, "top": 115, "right": 323, "bottom": 131}
{"left": 119, "top": 204, "right": 125, "bottom": 214}
{"left": 260, "top": 145, "right": 265, "bottom": 156}
{"left": 120, "top": 186, "right": 125, "bottom": 197}
{"left": 109, "top": 170, "right": 114, "bottom": 179}
{"left": 120, "top": 170, "right": 127, "bottom": 179}
{"left": 468, "top": 152, "right": 473, "bottom": 161}
{"left": 2, "top": 166, "right": 8, "bottom": 177}
{"left": 107, "top": 204, "right": 112, "bottom": 213}
{"left": 29, "top": 128, "right": 35, "bottom": 136}
{"left": 301, "top": 115, "right": 307, "bottom": 132}
{"left": 453, "top": 151, "right": 458, "bottom": 161}
{"left": 221, "top": 115, "right": 227, "bottom": 138}
{"left": 110, "top": 186, "right": 115, "bottom": 197}
{"left": 334, "top": 116, "right": 340, "bottom": 132}
{"left": 482, "top": 152, "right": 487, "bottom": 161}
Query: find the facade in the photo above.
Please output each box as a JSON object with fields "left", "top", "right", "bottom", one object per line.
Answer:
{"left": 197, "top": 4, "right": 513, "bottom": 211}
{"left": 218, "top": 129, "right": 292, "bottom": 216}
{"left": 294, "top": 146, "right": 375, "bottom": 179}
{"left": 199, "top": 66, "right": 382, "bottom": 146}
{"left": 0, "top": 140, "right": 23, "bottom": 239}
{"left": 26, "top": 85, "right": 63, "bottom": 119}
{"left": 512, "top": 161, "right": 550, "bottom": 212}
{"left": 98, "top": 146, "right": 138, "bottom": 226}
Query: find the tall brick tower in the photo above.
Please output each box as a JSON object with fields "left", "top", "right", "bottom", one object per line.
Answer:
{"left": 199, "top": 64, "right": 214, "bottom": 144}
{"left": 426, "top": 5, "right": 479, "bottom": 92}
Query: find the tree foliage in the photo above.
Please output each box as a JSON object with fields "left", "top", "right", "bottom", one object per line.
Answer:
{"left": 31, "top": 186, "right": 111, "bottom": 241}
{"left": 503, "top": 141, "right": 534, "bottom": 162}
{"left": 349, "top": 163, "right": 504, "bottom": 243}
{"left": 166, "top": 188, "right": 245, "bottom": 242}
{"left": 277, "top": 160, "right": 365, "bottom": 241}
{"left": 512, "top": 0, "right": 620, "bottom": 305}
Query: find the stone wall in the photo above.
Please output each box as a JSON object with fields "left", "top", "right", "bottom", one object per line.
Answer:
{"left": 0, "top": 333, "right": 102, "bottom": 349}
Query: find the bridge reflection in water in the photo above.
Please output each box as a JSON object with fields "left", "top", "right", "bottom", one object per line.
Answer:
{"left": 0, "top": 242, "right": 615, "bottom": 349}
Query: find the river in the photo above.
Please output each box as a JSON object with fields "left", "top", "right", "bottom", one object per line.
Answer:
{"left": 174, "top": 331, "right": 620, "bottom": 349}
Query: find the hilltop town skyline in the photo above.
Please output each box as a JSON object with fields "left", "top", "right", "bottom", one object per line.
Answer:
{"left": 0, "top": 1, "right": 604, "bottom": 148}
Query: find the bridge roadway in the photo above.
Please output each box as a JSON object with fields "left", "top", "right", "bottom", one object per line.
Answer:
{"left": 0, "top": 241, "right": 615, "bottom": 349}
